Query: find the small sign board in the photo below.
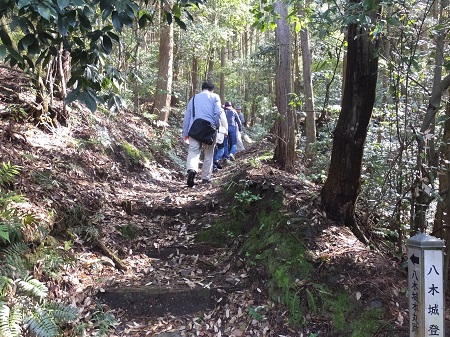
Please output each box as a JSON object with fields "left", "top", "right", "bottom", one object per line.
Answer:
{"left": 407, "top": 233, "right": 444, "bottom": 337}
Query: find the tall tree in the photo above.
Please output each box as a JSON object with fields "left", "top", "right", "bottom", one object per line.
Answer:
{"left": 320, "top": 1, "right": 380, "bottom": 242}
{"left": 299, "top": 2, "right": 316, "bottom": 154}
{"left": 220, "top": 45, "right": 226, "bottom": 102}
{"left": 273, "top": 0, "right": 296, "bottom": 172}
{"left": 414, "top": 0, "right": 450, "bottom": 233}
{"left": 153, "top": 5, "right": 174, "bottom": 124}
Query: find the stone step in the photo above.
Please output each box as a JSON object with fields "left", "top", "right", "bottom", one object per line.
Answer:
{"left": 98, "top": 285, "right": 230, "bottom": 317}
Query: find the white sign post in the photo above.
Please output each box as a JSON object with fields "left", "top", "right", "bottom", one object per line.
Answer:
{"left": 407, "top": 233, "right": 445, "bottom": 337}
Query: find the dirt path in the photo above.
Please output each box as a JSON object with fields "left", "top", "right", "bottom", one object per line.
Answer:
{"left": 0, "top": 72, "right": 414, "bottom": 336}
{"left": 86, "top": 150, "right": 289, "bottom": 337}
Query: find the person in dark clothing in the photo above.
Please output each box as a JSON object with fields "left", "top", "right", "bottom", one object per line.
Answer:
{"left": 222, "top": 101, "right": 243, "bottom": 161}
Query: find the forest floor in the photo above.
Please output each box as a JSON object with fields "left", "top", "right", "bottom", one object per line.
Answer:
{"left": 0, "top": 65, "right": 446, "bottom": 337}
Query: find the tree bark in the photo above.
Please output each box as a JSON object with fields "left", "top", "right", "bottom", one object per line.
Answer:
{"left": 434, "top": 89, "right": 450, "bottom": 289}
{"left": 293, "top": 28, "right": 301, "bottom": 97}
{"left": 190, "top": 57, "right": 199, "bottom": 99}
{"left": 320, "top": 5, "right": 379, "bottom": 240}
{"left": 413, "top": 0, "right": 450, "bottom": 233}
{"left": 153, "top": 13, "right": 174, "bottom": 124}
{"left": 300, "top": 8, "right": 316, "bottom": 154}
{"left": 220, "top": 46, "right": 226, "bottom": 102}
{"left": 429, "top": 0, "right": 450, "bottom": 288}
{"left": 273, "top": 0, "right": 296, "bottom": 173}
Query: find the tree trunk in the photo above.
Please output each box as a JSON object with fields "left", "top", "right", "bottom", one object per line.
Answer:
{"left": 429, "top": 0, "right": 450, "bottom": 288}
{"left": 190, "top": 57, "right": 198, "bottom": 99}
{"left": 220, "top": 46, "right": 225, "bottom": 102}
{"left": 153, "top": 13, "right": 174, "bottom": 124}
{"left": 206, "top": 46, "right": 214, "bottom": 81}
{"left": 300, "top": 8, "right": 316, "bottom": 155}
{"left": 293, "top": 28, "right": 301, "bottom": 97}
{"left": 434, "top": 89, "right": 450, "bottom": 289}
{"left": 272, "top": 0, "right": 296, "bottom": 173}
{"left": 413, "top": 0, "right": 450, "bottom": 233}
{"left": 320, "top": 5, "right": 379, "bottom": 240}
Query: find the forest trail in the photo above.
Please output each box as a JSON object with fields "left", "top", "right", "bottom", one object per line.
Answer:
{"left": 0, "top": 66, "right": 413, "bottom": 336}
{"left": 94, "top": 155, "right": 267, "bottom": 336}
{"left": 1, "top": 110, "right": 411, "bottom": 336}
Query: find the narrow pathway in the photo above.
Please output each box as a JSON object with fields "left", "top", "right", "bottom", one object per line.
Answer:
{"left": 90, "top": 153, "right": 285, "bottom": 336}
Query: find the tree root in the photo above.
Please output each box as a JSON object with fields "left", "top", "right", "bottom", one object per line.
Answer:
{"left": 94, "top": 239, "right": 128, "bottom": 271}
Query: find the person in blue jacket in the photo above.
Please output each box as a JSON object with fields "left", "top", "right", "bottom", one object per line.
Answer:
{"left": 222, "top": 101, "right": 243, "bottom": 162}
{"left": 182, "top": 81, "right": 222, "bottom": 187}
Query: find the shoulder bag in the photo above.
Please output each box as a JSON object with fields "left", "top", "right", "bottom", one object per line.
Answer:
{"left": 188, "top": 95, "right": 217, "bottom": 145}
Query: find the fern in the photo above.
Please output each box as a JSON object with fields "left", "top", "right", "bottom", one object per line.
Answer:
{"left": 25, "top": 310, "right": 58, "bottom": 337}
{"left": 18, "top": 276, "right": 48, "bottom": 300}
{"left": 0, "top": 191, "right": 25, "bottom": 244}
{"left": 43, "top": 302, "right": 78, "bottom": 323}
{"left": 0, "top": 224, "right": 10, "bottom": 242}
{"left": 2, "top": 241, "right": 29, "bottom": 258}
{"left": 91, "top": 305, "right": 119, "bottom": 337}
{"left": 1, "top": 242, "right": 30, "bottom": 277}
{"left": 0, "top": 162, "right": 21, "bottom": 187}
{"left": 0, "top": 162, "right": 81, "bottom": 336}
{"left": 7, "top": 305, "right": 22, "bottom": 337}
{"left": 0, "top": 302, "right": 22, "bottom": 337}
{"left": 0, "top": 275, "right": 13, "bottom": 298}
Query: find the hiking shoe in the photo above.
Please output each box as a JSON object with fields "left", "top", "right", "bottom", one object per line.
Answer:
{"left": 202, "top": 179, "right": 211, "bottom": 184}
{"left": 230, "top": 154, "right": 235, "bottom": 161}
{"left": 222, "top": 159, "right": 231, "bottom": 166}
{"left": 187, "top": 170, "right": 196, "bottom": 187}
{"left": 214, "top": 161, "right": 222, "bottom": 169}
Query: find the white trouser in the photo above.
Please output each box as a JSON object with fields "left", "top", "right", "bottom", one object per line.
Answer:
{"left": 186, "top": 136, "right": 216, "bottom": 180}
{"left": 236, "top": 131, "right": 245, "bottom": 152}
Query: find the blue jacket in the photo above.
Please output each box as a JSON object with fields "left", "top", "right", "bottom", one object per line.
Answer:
{"left": 182, "top": 90, "right": 222, "bottom": 138}
{"left": 224, "top": 108, "right": 243, "bottom": 132}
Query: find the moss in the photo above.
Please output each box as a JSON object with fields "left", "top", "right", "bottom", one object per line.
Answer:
{"left": 196, "top": 179, "right": 391, "bottom": 335}
{"left": 350, "top": 309, "right": 386, "bottom": 337}
{"left": 320, "top": 290, "right": 388, "bottom": 336}
{"left": 195, "top": 219, "right": 245, "bottom": 245}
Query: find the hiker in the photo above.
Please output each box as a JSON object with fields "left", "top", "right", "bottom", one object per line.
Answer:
{"left": 213, "top": 108, "right": 228, "bottom": 172}
{"left": 182, "top": 81, "right": 222, "bottom": 187}
{"left": 235, "top": 105, "right": 245, "bottom": 152}
{"left": 222, "top": 101, "right": 243, "bottom": 162}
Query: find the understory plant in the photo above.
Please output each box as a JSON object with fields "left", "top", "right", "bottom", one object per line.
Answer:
{"left": 0, "top": 162, "right": 79, "bottom": 337}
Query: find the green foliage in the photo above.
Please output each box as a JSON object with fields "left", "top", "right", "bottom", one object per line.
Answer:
{"left": 18, "top": 275, "right": 48, "bottom": 299}
{"left": 248, "top": 306, "right": 264, "bottom": 322}
{"left": 33, "top": 244, "right": 74, "bottom": 281}
{"left": 59, "top": 203, "right": 104, "bottom": 242}
{"left": 0, "top": 162, "right": 21, "bottom": 186}
{"left": 0, "top": 302, "right": 22, "bottom": 337}
{"left": 4, "top": 104, "right": 28, "bottom": 123}
{"left": 0, "top": 163, "right": 24, "bottom": 244}
{"left": 59, "top": 203, "right": 90, "bottom": 229}
{"left": 246, "top": 151, "right": 273, "bottom": 169}
{"left": 118, "top": 224, "right": 140, "bottom": 239}
{"left": 0, "top": 0, "right": 206, "bottom": 112}
{"left": 32, "top": 170, "right": 59, "bottom": 191}
{"left": 0, "top": 162, "right": 83, "bottom": 336}
{"left": 317, "top": 290, "right": 388, "bottom": 336}
{"left": 90, "top": 304, "right": 119, "bottom": 337}
{"left": 232, "top": 190, "right": 262, "bottom": 216}
{"left": 0, "top": 243, "right": 78, "bottom": 337}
